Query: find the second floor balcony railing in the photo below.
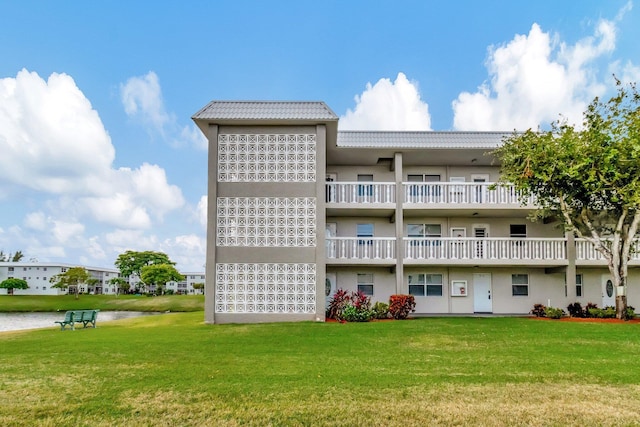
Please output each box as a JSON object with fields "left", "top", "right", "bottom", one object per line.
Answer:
{"left": 326, "top": 182, "right": 396, "bottom": 204}
{"left": 575, "top": 238, "right": 640, "bottom": 261}
{"left": 326, "top": 237, "right": 396, "bottom": 260}
{"left": 403, "top": 182, "right": 533, "bottom": 205}
{"left": 403, "top": 237, "right": 566, "bottom": 261}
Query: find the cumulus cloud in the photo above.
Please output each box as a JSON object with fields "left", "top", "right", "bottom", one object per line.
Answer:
{"left": 452, "top": 18, "right": 620, "bottom": 130}
{"left": 340, "top": 73, "right": 432, "bottom": 130}
{"left": 0, "top": 69, "right": 185, "bottom": 230}
{"left": 120, "top": 71, "right": 173, "bottom": 132}
{"left": 0, "top": 69, "right": 115, "bottom": 194}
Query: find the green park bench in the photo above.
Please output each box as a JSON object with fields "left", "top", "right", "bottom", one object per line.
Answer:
{"left": 54, "top": 309, "right": 100, "bottom": 331}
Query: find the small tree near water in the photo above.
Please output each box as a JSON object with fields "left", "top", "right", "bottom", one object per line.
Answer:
{"left": 50, "top": 267, "right": 91, "bottom": 299}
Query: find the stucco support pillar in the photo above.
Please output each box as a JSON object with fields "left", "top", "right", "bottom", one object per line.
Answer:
{"left": 315, "top": 124, "right": 327, "bottom": 321}
{"left": 205, "top": 124, "right": 219, "bottom": 324}
{"left": 565, "top": 231, "right": 576, "bottom": 301}
{"left": 394, "top": 152, "right": 404, "bottom": 294}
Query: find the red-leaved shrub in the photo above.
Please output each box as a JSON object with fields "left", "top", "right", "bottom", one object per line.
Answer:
{"left": 389, "top": 294, "right": 416, "bottom": 319}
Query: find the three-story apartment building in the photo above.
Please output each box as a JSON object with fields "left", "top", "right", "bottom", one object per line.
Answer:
{"left": 193, "top": 101, "right": 638, "bottom": 324}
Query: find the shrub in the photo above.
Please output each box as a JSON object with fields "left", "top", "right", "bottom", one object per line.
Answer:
{"left": 372, "top": 301, "right": 390, "bottom": 319}
{"left": 389, "top": 295, "right": 416, "bottom": 320}
{"left": 326, "top": 289, "right": 350, "bottom": 320}
{"left": 545, "top": 307, "right": 565, "bottom": 319}
{"left": 342, "top": 304, "right": 374, "bottom": 322}
{"left": 326, "top": 289, "right": 374, "bottom": 322}
{"left": 602, "top": 306, "right": 616, "bottom": 318}
{"left": 530, "top": 303, "right": 546, "bottom": 317}
{"left": 624, "top": 306, "right": 636, "bottom": 321}
{"left": 584, "top": 303, "right": 598, "bottom": 318}
{"left": 567, "top": 302, "right": 584, "bottom": 318}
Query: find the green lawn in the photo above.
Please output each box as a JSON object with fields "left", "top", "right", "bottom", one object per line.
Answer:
{"left": 1, "top": 315, "right": 639, "bottom": 426}
{"left": 0, "top": 294, "right": 204, "bottom": 312}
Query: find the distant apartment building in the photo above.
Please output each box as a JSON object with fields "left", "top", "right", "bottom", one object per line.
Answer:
{"left": 0, "top": 262, "right": 120, "bottom": 295}
{"left": 193, "top": 100, "right": 639, "bottom": 324}
{"left": 0, "top": 262, "right": 205, "bottom": 296}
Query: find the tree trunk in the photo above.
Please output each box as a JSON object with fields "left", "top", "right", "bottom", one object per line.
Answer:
{"left": 616, "top": 294, "right": 627, "bottom": 319}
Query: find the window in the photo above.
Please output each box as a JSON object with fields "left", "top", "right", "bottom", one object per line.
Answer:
{"left": 357, "top": 174, "right": 374, "bottom": 197}
{"left": 8, "top": 267, "right": 14, "bottom": 272}
{"left": 408, "top": 273, "right": 443, "bottom": 296}
{"left": 408, "top": 224, "right": 441, "bottom": 238}
{"left": 565, "top": 274, "right": 583, "bottom": 297}
{"left": 357, "top": 223, "right": 374, "bottom": 245}
{"left": 408, "top": 224, "right": 441, "bottom": 249}
{"left": 510, "top": 224, "right": 527, "bottom": 238}
{"left": 512, "top": 274, "right": 529, "bottom": 296}
{"left": 576, "top": 274, "right": 583, "bottom": 297}
{"left": 357, "top": 273, "right": 374, "bottom": 296}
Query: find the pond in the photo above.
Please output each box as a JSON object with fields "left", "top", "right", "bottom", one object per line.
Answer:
{"left": 0, "top": 311, "right": 162, "bottom": 332}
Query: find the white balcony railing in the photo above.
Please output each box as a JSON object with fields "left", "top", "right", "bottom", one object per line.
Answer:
{"left": 575, "top": 239, "right": 640, "bottom": 261}
{"left": 326, "top": 237, "right": 396, "bottom": 260}
{"left": 326, "top": 182, "right": 396, "bottom": 204}
{"left": 403, "top": 182, "right": 533, "bottom": 205}
{"left": 403, "top": 238, "right": 566, "bottom": 261}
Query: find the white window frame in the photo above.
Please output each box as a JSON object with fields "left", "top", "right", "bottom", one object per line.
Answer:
{"left": 511, "top": 274, "right": 529, "bottom": 296}
{"left": 408, "top": 273, "right": 443, "bottom": 297}
{"left": 357, "top": 273, "right": 374, "bottom": 296}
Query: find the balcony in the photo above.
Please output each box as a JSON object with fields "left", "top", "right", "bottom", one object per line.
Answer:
{"left": 326, "top": 182, "right": 396, "bottom": 204}
{"left": 403, "top": 237, "right": 567, "bottom": 266}
{"left": 325, "top": 237, "right": 396, "bottom": 265}
{"left": 403, "top": 182, "right": 534, "bottom": 206}
{"left": 575, "top": 239, "right": 640, "bottom": 265}
{"left": 324, "top": 237, "right": 567, "bottom": 266}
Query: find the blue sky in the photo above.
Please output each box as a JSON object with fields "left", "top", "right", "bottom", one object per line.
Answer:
{"left": 0, "top": 1, "right": 638, "bottom": 271}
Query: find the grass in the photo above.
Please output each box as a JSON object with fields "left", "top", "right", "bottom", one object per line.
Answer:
{"left": 1, "top": 316, "right": 640, "bottom": 426}
{"left": 0, "top": 294, "right": 204, "bottom": 312}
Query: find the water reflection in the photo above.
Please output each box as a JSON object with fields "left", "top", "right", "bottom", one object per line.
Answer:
{"left": 0, "top": 311, "right": 162, "bottom": 332}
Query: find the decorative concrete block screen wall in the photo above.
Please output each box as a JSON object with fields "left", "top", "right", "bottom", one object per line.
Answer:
{"left": 194, "top": 101, "right": 336, "bottom": 323}
{"left": 217, "top": 134, "right": 316, "bottom": 182}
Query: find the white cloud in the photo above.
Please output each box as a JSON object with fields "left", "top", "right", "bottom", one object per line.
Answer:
{"left": 0, "top": 69, "right": 185, "bottom": 231}
{"left": 161, "top": 234, "right": 207, "bottom": 271}
{"left": 452, "top": 18, "right": 620, "bottom": 130}
{"left": 0, "top": 69, "right": 115, "bottom": 195}
{"left": 340, "top": 72, "right": 432, "bottom": 130}
{"left": 196, "top": 196, "right": 207, "bottom": 228}
{"left": 120, "top": 71, "right": 172, "bottom": 132}
{"left": 24, "top": 212, "right": 47, "bottom": 231}
{"left": 51, "top": 220, "right": 85, "bottom": 244}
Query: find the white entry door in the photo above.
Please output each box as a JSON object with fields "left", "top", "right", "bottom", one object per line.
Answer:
{"left": 473, "top": 273, "right": 493, "bottom": 313}
{"left": 602, "top": 275, "right": 616, "bottom": 307}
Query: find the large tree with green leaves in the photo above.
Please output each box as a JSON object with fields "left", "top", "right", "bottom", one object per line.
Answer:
{"left": 140, "top": 264, "right": 184, "bottom": 295}
{"left": 495, "top": 80, "right": 640, "bottom": 319}
{"left": 115, "top": 251, "right": 176, "bottom": 291}
{"left": 0, "top": 278, "right": 29, "bottom": 295}
{"left": 50, "top": 267, "right": 91, "bottom": 299}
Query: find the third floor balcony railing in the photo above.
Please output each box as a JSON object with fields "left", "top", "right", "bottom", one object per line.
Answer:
{"left": 403, "top": 182, "right": 533, "bottom": 205}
